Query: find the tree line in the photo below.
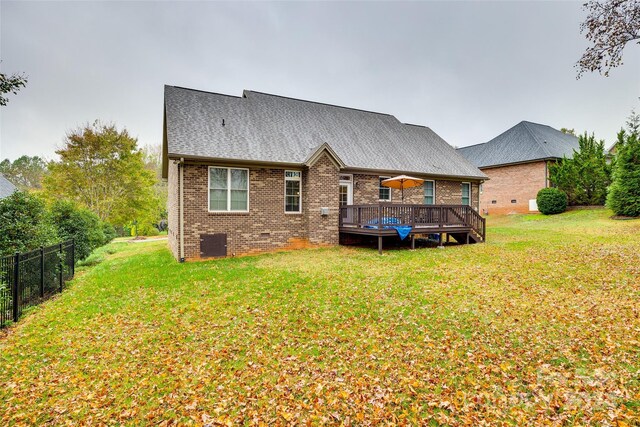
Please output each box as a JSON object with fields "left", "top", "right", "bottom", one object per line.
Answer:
{"left": 0, "top": 121, "right": 167, "bottom": 259}
{"left": 541, "top": 110, "right": 640, "bottom": 217}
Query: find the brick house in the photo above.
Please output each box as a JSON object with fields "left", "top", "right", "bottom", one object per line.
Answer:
{"left": 162, "top": 86, "right": 487, "bottom": 260}
{"left": 457, "top": 121, "right": 579, "bottom": 215}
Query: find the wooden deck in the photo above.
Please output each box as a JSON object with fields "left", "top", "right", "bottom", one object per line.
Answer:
{"left": 339, "top": 204, "right": 486, "bottom": 253}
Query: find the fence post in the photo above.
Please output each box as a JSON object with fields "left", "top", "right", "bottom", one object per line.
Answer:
{"left": 40, "top": 246, "right": 45, "bottom": 298}
{"left": 12, "top": 252, "right": 19, "bottom": 323}
{"left": 71, "top": 239, "right": 75, "bottom": 277}
{"left": 59, "top": 243, "right": 63, "bottom": 292}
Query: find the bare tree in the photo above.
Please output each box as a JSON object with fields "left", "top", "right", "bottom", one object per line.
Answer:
{"left": 577, "top": 0, "right": 640, "bottom": 78}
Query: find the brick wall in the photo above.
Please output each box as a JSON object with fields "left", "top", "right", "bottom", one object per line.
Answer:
{"left": 167, "top": 161, "right": 180, "bottom": 260}
{"left": 480, "top": 161, "right": 547, "bottom": 215}
{"left": 306, "top": 153, "right": 340, "bottom": 245}
{"left": 179, "top": 164, "right": 309, "bottom": 259}
{"left": 352, "top": 174, "right": 480, "bottom": 210}
{"left": 437, "top": 180, "right": 480, "bottom": 211}
{"left": 352, "top": 174, "right": 426, "bottom": 204}
{"left": 473, "top": 182, "right": 480, "bottom": 211}
{"left": 169, "top": 158, "right": 482, "bottom": 260}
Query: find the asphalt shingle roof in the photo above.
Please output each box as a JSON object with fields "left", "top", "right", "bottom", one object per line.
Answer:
{"left": 0, "top": 174, "right": 17, "bottom": 199}
{"left": 457, "top": 121, "right": 580, "bottom": 168}
{"left": 164, "top": 86, "right": 486, "bottom": 180}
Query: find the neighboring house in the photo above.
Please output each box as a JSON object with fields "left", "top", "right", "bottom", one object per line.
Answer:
{"left": 605, "top": 143, "right": 617, "bottom": 165}
{"left": 457, "top": 121, "right": 579, "bottom": 215}
{"left": 162, "top": 86, "right": 487, "bottom": 260}
{"left": 607, "top": 140, "right": 621, "bottom": 159}
{"left": 0, "top": 173, "right": 17, "bottom": 199}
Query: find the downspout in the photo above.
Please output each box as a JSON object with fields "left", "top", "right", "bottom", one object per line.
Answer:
{"left": 179, "top": 158, "right": 185, "bottom": 262}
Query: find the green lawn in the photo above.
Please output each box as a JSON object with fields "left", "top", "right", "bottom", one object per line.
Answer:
{"left": 1, "top": 209, "right": 639, "bottom": 425}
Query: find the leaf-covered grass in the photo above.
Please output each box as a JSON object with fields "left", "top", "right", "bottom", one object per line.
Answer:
{"left": 1, "top": 209, "right": 639, "bottom": 425}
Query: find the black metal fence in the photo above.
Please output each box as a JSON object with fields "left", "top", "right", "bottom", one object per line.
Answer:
{"left": 0, "top": 240, "right": 75, "bottom": 328}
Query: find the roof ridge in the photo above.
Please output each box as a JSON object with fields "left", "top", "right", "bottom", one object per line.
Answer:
{"left": 403, "top": 123, "right": 435, "bottom": 132}
{"left": 243, "top": 90, "right": 397, "bottom": 119}
{"left": 168, "top": 85, "right": 242, "bottom": 99}
{"left": 457, "top": 142, "right": 487, "bottom": 150}
{"left": 521, "top": 120, "right": 553, "bottom": 128}
{"left": 521, "top": 121, "right": 553, "bottom": 158}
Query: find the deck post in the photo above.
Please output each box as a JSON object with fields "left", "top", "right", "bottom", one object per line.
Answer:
{"left": 378, "top": 235, "right": 383, "bottom": 255}
{"left": 466, "top": 233, "right": 470, "bottom": 244}
{"left": 411, "top": 234, "right": 415, "bottom": 249}
{"left": 411, "top": 205, "right": 415, "bottom": 227}
{"left": 438, "top": 233, "right": 444, "bottom": 248}
{"left": 446, "top": 233, "right": 450, "bottom": 243}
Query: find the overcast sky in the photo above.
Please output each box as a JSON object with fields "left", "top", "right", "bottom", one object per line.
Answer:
{"left": 1, "top": 1, "right": 639, "bottom": 161}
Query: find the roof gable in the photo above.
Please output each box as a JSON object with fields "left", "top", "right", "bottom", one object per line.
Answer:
{"left": 457, "top": 121, "right": 580, "bottom": 168}
{"left": 304, "top": 143, "right": 345, "bottom": 169}
{"left": 163, "top": 86, "right": 486, "bottom": 180}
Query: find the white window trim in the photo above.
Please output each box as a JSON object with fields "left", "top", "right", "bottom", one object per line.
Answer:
{"left": 378, "top": 176, "right": 392, "bottom": 202}
{"left": 208, "top": 166, "right": 250, "bottom": 213}
{"left": 424, "top": 180, "right": 435, "bottom": 204}
{"left": 284, "top": 170, "right": 302, "bottom": 214}
{"left": 461, "top": 182, "right": 471, "bottom": 206}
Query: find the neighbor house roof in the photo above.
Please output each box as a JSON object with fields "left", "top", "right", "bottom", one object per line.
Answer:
{"left": 163, "top": 86, "right": 487, "bottom": 180}
{"left": 457, "top": 121, "right": 580, "bottom": 168}
{"left": 0, "top": 174, "right": 17, "bottom": 199}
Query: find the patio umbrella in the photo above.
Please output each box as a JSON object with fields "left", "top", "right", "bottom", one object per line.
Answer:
{"left": 381, "top": 175, "right": 425, "bottom": 203}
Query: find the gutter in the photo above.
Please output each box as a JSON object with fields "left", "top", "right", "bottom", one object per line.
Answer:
{"left": 478, "top": 157, "right": 561, "bottom": 170}
{"left": 168, "top": 154, "right": 488, "bottom": 181}
{"left": 168, "top": 153, "right": 303, "bottom": 169}
{"left": 342, "top": 167, "right": 488, "bottom": 181}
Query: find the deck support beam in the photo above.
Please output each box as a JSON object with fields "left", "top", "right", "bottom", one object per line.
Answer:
{"left": 410, "top": 234, "right": 415, "bottom": 250}
{"left": 378, "top": 235, "right": 383, "bottom": 255}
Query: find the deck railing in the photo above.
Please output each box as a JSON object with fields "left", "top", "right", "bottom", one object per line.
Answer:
{"left": 339, "top": 204, "right": 486, "bottom": 241}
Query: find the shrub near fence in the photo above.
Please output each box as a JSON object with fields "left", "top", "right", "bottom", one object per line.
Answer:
{"left": 0, "top": 240, "right": 74, "bottom": 328}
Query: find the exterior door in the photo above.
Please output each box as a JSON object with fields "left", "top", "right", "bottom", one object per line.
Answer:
{"left": 339, "top": 175, "right": 353, "bottom": 224}
{"left": 339, "top": 183, "right": 353, "bottom": 206}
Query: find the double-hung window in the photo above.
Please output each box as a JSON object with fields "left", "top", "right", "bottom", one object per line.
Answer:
{"left": 209, "top": 167, "right": 249, "bottom": 212}
{"left": 424, "top": 180, "right": 435, "bottom": 204}
{"left": 461, "top": 182, "right": 471, "bottom": 206}
{"left": 379, "top": 177, "right": 391, "bottom": 201}
{"left": 285, "top": 170, "right": 302, "bottom": 213}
